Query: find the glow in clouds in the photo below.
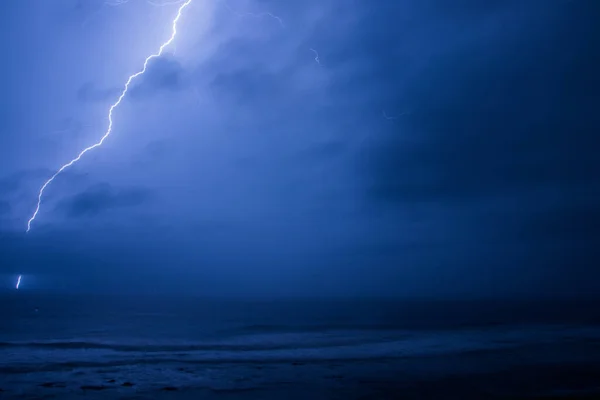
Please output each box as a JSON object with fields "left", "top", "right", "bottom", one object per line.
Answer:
{"left": 26, "top": 0, "right": 193, "bottom": 232}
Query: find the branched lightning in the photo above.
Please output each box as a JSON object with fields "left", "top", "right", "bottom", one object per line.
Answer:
{"left": 26, "top": 0, "right": 193, "bottom": 232}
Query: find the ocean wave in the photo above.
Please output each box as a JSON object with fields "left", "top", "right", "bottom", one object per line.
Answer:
{"left": 1, "top": 335, "right": 598, "bottom": 375}
{"left": 1, "top": 324, "right": 598, "bottom": 354}
{"left": 0, "top": 340, "right": 337, "bottom": 352}
{"left": 1, "top": 324, "right": 599, "bottom": 375}
{"left": 0, "top": 333, "right": 401, "bottom": 353}
{"left": 223, "top": 323, "right": 410, "bottom": 333}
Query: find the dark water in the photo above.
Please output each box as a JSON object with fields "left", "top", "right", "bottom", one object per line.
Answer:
{"left": 2, "top": 295, "right": 600, "bottom": 352}
{"left": 1, "top": 294, "right": 600, "bottom": 398}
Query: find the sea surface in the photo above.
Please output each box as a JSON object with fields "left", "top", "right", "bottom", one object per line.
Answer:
{"left": 1, "top": 294, "right": 600, "bottom": 399}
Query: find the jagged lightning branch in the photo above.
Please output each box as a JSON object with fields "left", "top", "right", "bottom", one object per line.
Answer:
{"left": 382, "top": 110, "right": 410, "bottom": 121}
{"left": 309, "top": 48, "right": 321, "bottom": 66}
{"left": 105, "top": 0, "right": 186, "bottom": 7}
{"left": 220, "top": 1, "right": 285, "bottom": 28}
{"left": 26, "top": 0, "right": 193, "bottom": 232}
{"left": 16, "top": 275, "right": 22, "bottom": 290}
{"left": 382, "top": 110, "right": 398, "bottom": 120}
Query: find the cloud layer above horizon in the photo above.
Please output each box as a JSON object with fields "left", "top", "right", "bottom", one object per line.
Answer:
{"left": 1, "top": 0, "right": 598, "bottom": 296}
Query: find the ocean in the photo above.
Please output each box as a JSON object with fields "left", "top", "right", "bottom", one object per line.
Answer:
{"left": 1, "top": 294, "right": 600, "bottom": 399}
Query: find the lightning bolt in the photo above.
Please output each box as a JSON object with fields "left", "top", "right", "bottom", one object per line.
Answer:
{"left": 382, "top": 110, "right": 410, "bottom": 121}
{"left": 220, "top": 1, "right": 285, "bottom": 28}
{"left": 16, "top": 275, "right": 22, "bottom": 290}
{"left": 26, "top": 0, "right": 193, "bottom": 232}
{"left": 105, "top": 0, "right": 187, "bottom": 7}
{"left": 309, "top": 48, "right": 321, "bottom": 66}
{"left": 382, "top": 110, "right": 397, "bottom": 120}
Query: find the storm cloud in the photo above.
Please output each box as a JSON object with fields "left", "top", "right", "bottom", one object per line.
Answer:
{"left": 0, "top": 0, "right": 598, "bottom": 296}
{"left": 56, "top": 183, "right": 153, "bottom": 218}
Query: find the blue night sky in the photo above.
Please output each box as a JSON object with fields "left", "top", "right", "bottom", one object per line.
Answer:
{"left": 0, "top": 0, "right": 598, "bottom": 296}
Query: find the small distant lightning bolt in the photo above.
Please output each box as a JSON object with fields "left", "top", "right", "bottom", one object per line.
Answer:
{"left": 27, "top": 0, "right": 193, "bottom": 232}
{"left": 220, "top": 1, "right": 285, "bottom": 28}
{"left": 382, "top": 110, "right": 398, "bottom": 120}
{"left": 16, "top": 275, "right": 21, "bottom": 290}
{"left": 309, "top": 48, "right": 321, "bottom": 66}
{"left": 104, "top": 0, "right": 185, "bottom": 6}
{"left": 146, "top": 0, "right": 186, "bottom": 5}
{"left": 382, "top": 110, "right": 411, "bottom": 121}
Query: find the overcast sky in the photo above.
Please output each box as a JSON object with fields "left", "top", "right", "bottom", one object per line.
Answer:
{"left": 1, "top": 0, "right": 598, "bottom": 297}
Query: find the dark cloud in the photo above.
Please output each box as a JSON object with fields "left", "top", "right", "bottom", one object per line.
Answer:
{"left": 209, "top": 68, "right": 284, "bottom": 106}
{"left": 49, "top": 117, "right": 87, "bottom": 137}
{"left": 1, "top": 0, "right": 598, "bottom": 296}
{"left": 523, "top": 198, "right": 600, "bottom": 243}
{"left": 77, "top": 82, "right": 121, "bottom": 103}
{"left": 363, "top": 0, "right": 600, "bottom": 204}
{"left": 0, "top": 175, "right": 21, "bottom": 196}
{"left": 132, "top": 139, "right": 173, "bottom": 168}
{"left": 0, "top": 169, "right": 90, "bottom": 199}
{"left": 56, "top": 183, "right": 153, "bottom": 218}
{"left": 128, "top": 57, "right": 187, "bottom": 100}
{"left": 295, "top": 141, "right": 346, "bottom": 163}
{"left": 0, "top": 200, "right": 10, "bottom": 216}
{"left": 345, "top": 0, "right": 600, "bottom": 293}
{"left": 0, "top": 169, "right": 66, "bottom": 197}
